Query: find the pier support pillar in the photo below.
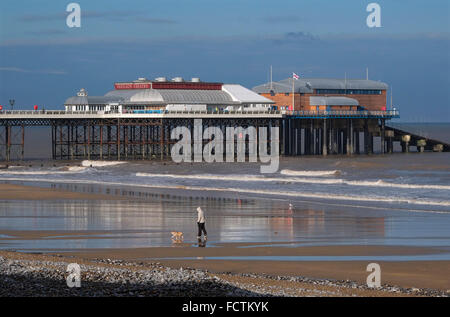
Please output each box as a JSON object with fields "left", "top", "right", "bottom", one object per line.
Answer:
{"left": 380, "top": 119, "right": 386, "bottom": 154}
{"left": 160, "top": 119, "right": 164, "bottom": 160}
{"left": 364, "top": 121, "right": 372, "bottom": 155}
{"left": 401, "top": 135, "right": 410, "bottom": 153}
{"left": 322, "top": 119, "right": 327, "bottom": 156}
{"left": 332, "top": 126, "right": 338, "bottom": 154}
{"left": 296, "top": 122, "right": 302, "bottom": 155}
{"left": 21, "top": 125, "right": 25, "bottom": 160}
{"left": 304, "top": 122, "right": 311, "bottom": 155}
{"left": 100, "top": 125, "right": 103, "bottom": 160}
{"left": 417, "top": 139, "right": 426, "bottom": 153}
{"left": 315, "top": 127, "right": 320, "bottom": 155}
{"left": 337, "top": 130, "right": 342, "bottom": 154}
{"left": 117, "top": 119, "right": 121, "bottom": 160}
{"left": 346, "top": 119, "right": 353, "bottom": 155}
{"left": 5, "top": 125, "right": 11, "bottom": 161}
{"left": 354, "top": 130, "right": 360, "bottom": 154}
{"left": 385, "top": 129, "right": 394, "bottom": 154}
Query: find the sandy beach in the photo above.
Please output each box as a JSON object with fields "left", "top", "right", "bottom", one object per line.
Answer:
{"left": 1, "top": 249, "right": 448, "bottom": 297}
{"left": 0, "top": 182, "right": 449, "bottom": 296}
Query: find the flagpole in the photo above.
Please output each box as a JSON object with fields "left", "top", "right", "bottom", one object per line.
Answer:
{"left": 270, "top": 65, "right": 273, "bottom": 90}
{"left": 292, "top": 76, "right": 294, "bottom": 111}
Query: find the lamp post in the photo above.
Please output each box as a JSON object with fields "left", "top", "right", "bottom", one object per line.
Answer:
{"left": 9, "top": 99, "right": 15, "bottom": 111}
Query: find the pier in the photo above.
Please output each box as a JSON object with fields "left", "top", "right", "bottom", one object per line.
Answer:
{"left": 0, "top": 109, "right": 447, "bottom": 161}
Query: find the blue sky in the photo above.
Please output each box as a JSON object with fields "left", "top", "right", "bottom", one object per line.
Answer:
{"left": 0, "top": 0, "right": 449, "bottom": 121}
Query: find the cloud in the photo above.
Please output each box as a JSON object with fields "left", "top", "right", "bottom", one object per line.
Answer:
{"left": 26, "top": 29, "right": 67, "bottom": 36}
{"left": 263, "top": 15, "right": 303, "bottom": 24}
{"left": 135, "top": 17, "right": 177, "bottom": 24}
{"left": 284, "top": 31, "right": 318, "bottom": 41}
{"left": 20, "top": 13, "right": 65, "bottom": 22}
{"left": 0, "top": 67, "right": 66, "bottom": 75}
{"left": 19, "top": 10, "right": 176, "bottom": 24}
{"left": 321, "top": 32, "right": 450, "bottom": 41}
{"left": 270, "top": 31, "right": 319, "bottom": 45}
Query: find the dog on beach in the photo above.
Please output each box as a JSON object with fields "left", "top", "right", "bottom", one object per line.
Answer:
{"left": 171, "top": 231, "right": 184, "bottom": 243}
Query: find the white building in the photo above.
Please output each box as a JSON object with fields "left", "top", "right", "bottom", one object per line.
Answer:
{"left": 64, "top": 77, "right": 274, "bottom": 113}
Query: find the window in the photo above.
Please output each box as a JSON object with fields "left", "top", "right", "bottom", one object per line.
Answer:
{"left": 316, "top": 89, "right": 382, "bottom": 95}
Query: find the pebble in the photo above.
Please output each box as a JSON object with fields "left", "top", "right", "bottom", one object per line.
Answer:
{"left": 0, "top": 255, "right": 447, "bottom": 297}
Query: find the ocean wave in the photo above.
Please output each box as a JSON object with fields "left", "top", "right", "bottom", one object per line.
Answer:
{"left": 136, "top": 172, "right": 349, "bottom": 185}
{"left": 81, "top": 160, "right": 126, "bottom": 167}
{"left": 0, "top": 167, "right": 88, "bottom": 175}
{"left": 137, "top": 172, "right": 267, "bottom": 182}
{"left": 345, "top": 179, "right": 450, "bottom": 190}
{"left": 136, "top": 172, "right": 450, "bottom": 190}
{"left": 280, "top": 169, "right": 341, "bottom": 177}
{"left": 1, "top": 176, "right": 449, "bottom": 209}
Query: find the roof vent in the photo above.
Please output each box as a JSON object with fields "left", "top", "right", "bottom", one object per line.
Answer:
{"left": 155, "top": 77, "right": 167, "bottom": 82}
{"left": 172, "top": 77, "right": 184, "bottom": 82}
{"left": 191, "top": 77, "right": 201, "bottom": 82}
{"left": 134, "top": 77, "right": 148, "bottom": 82}
{"left": 77, "top": 88, "right": 88, "bottom": 96}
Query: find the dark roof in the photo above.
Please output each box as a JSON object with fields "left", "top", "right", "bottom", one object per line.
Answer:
{"left": 252, "top": 78, "right": 389, "bottom": 94}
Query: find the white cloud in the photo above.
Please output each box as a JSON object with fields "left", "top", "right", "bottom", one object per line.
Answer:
{"left": 0, "top": 67, "right": 67, "bottom": 75}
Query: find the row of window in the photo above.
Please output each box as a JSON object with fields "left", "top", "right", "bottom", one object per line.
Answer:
{"left": 269, "top": 89, "right": 382, "bottom": 96}
{"left": 73, "top": 105, "right": 105, "bottom": 111}
{"left": 315, "top": 89, "right": 382, "bottom": 95}
{"left": 270, "top": 92, "right": 291, "bottom": 96}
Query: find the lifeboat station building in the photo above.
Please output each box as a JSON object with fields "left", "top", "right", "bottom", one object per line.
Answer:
{"left": 252, "top": 78, "right": 389, "bottom": 112}
{"left": 64, "top": 77, "right": 274, "bottom": 113}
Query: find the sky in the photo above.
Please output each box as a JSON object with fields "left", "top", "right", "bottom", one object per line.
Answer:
{"left": 0, "top": 0, "right": 449, "bottom": 122}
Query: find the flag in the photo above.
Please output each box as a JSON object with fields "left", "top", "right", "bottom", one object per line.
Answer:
{"left": 292, "top": 72, "right": 300, "bottom": 80}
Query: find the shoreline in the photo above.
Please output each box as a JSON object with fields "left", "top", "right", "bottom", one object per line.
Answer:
{"left": 2, "top": 177, "right": 448, "bottom": 215}
{"left": 0, "top": 183, "right": 127, "bottom": 201}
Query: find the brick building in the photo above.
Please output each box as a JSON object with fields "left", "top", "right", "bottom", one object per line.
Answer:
{"left": 252, "top": 78, "right": 388, "bottom": 111}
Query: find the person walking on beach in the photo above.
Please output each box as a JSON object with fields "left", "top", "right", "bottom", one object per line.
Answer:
{"left": 196, "top": 207, "right": 207, "bottom": 242}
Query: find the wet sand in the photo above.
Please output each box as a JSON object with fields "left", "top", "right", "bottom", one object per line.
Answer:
{"left": 0, "top": 183, "right": 449, "bottom": 294}
{"left": 45, "top": 244, "right": 450, "bottom": 291}
{"left": 2, "top": 249, "right": 435, "bottom": 297}
{"left": 0, "top": 183, "right": 125, "bottom": 201}
{"left": 1, "top": 229, "right": 448, "bottom": 290}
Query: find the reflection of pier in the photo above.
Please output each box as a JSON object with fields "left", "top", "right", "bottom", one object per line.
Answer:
{"left": 3, "top": 182, "right": 388, "bottom": 244}
{"left": 269, "top": 207, "right": 386, "bottom": 240}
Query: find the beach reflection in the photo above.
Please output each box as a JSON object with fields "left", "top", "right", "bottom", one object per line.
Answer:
{"left": 0, "top": 186, "right": 449, "bottom": 251}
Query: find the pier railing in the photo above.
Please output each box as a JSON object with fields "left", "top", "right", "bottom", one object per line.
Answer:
{"left": 285, "top": 110, "right": 399, "bottom": 118}
{"left": 0, "top": 109, "right": 399, "bottom": 118}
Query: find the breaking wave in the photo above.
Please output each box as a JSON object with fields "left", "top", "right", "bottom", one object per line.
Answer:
{"left": 0, "top": 167, "right": 88, "bottom": 175}
{"left": 81, "top": 160, "right": 126, "bottom": 167}
{"left": 136, "top": 172, "right": 450, "bottom": 190}
{"left": 0, "top": 176, "right": 449, "bottom": 208}
{"left": 280, "top": 169, "right": 341, "bottom": 177}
